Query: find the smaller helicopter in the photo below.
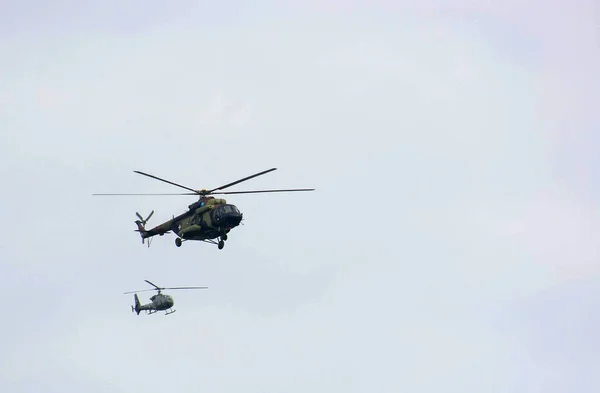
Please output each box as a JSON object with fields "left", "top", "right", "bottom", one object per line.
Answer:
{"left": 124, "top": 279, "right": 208, "bottom": 316}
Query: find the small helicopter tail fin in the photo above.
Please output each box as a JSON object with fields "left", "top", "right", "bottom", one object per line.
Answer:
{"left": 133, "top": 294, "right": 141, "bottom": 315}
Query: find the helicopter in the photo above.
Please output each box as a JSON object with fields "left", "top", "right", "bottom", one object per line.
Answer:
{"left": 93, "top": 167, "right": 314, "bottom": 249}
{"left": 124, "top": 279, "right": 208, "bottom": 315}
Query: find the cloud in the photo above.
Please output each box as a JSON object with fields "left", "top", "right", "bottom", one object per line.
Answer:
{"left": 1, "top": 2, "right": 599, "bottom": 392}
{"left": 35, "top": 85, "right": 76, "bottom": 111}
{"left": 195, "top": 90, "right": 253, "bottom": 129}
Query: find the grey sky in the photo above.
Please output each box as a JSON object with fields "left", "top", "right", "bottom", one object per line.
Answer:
{"left": 2, "top": 1, "right": 599, "bottom": 392}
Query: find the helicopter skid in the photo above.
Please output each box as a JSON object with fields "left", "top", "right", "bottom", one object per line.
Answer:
{"left": 144, "top": 309, "right": 176, "bottom": 315}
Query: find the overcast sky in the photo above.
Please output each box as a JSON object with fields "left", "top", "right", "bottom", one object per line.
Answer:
{"left": 2, "top": 1, "right": 599, "bottom": 392}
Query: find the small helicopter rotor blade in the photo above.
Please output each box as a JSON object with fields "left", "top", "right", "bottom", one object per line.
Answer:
{"left": 211, "top": 188, "right": 315, "bottom": 195}
{"left": 162, "top": 286, "right": 209, "bottom": 290}
{"left": 146, "top": 210, "right": 154, "bottom": 221}
{"left": 144, "top": 280, "right": 163, "bottom": 290}
{"left": 206, "top": 168, "right": 277, "bottom": 194}
{"left": 136, "top": 212, "right": 144, "bottom": 221}
{"left": 134, "top": 170, "right": 200, "bottom": 194}
{"left": 123, "top": 289, "right": 159, "bottom": 294}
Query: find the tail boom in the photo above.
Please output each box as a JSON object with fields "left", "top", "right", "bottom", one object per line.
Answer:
{"left": 134, "top": 210, "right": 166, "bottom": 244}
{"left": 134, "top": 211, "right": 178, "bottom": 246}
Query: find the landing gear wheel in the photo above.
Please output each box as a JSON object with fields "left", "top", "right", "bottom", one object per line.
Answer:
{"left": 218, "top": 240, "right": 224, "bottom": 250}
{"left": 175, "top": 238, "right": 182, "bottom": 247}
{"left": 221, "top": 234, "right": 228, "bottom": 241}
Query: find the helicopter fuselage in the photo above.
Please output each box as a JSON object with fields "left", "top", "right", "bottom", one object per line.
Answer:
{"left": 148, "top": 293, "right": 174, "bottom": 310}
{"left": 176, "top": 201, "right": 243, "bottom": 241}
{"left": 135, "top": 293, "right": 175, "bottom": 314}
{"left": 135, "top": 197, "right": 243, "bottom": 247}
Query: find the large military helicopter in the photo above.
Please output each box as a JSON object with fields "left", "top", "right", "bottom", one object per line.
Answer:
{"left": 124, "top": 280, "right": 208, "bottom": 315}
{"left": 93, "top": 168, "right": 314, "bottom": 249}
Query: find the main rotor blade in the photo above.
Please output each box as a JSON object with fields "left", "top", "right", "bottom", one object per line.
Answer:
{"left": 134, "top": 170, "right": 200, "bottom": 194}
{"left": 206, "top": 168, "right": 277, "bottom": 194}
{"left": 144, "top": 280, "right": 162, "bottom": 290}
{"left": 124, "top": 285, "right": 208, "bottom": 294}
{"left": 211, "top": 188, "right": 315, "bottom": 195}
{"left": 163, "top": 286, "right": 209, "bottom": 290}
{"left": 93, "top": 193, "right": 196, "bottom": 196}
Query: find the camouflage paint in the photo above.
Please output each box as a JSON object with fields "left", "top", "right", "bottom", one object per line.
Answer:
{"left": 135, "top": 197, "right": 241, "bottom": 246}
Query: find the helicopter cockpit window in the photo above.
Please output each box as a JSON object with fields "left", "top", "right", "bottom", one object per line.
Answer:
{"left": 215, "top": 205, "right": 238, "bottom": 218}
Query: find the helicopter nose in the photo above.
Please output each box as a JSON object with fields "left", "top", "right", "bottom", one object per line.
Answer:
{"left": 225, "top": 212, "right": 243, "bottom": 227}
{"left": 214, "top": 205, "right": 243, "bottom": 228}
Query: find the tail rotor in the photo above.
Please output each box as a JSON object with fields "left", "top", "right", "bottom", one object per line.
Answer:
{"left": 135, "top": 210, "right": 154, "bottom": 226}
{"left": 134, "top": 210, "right": 154, "bottom": 245}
